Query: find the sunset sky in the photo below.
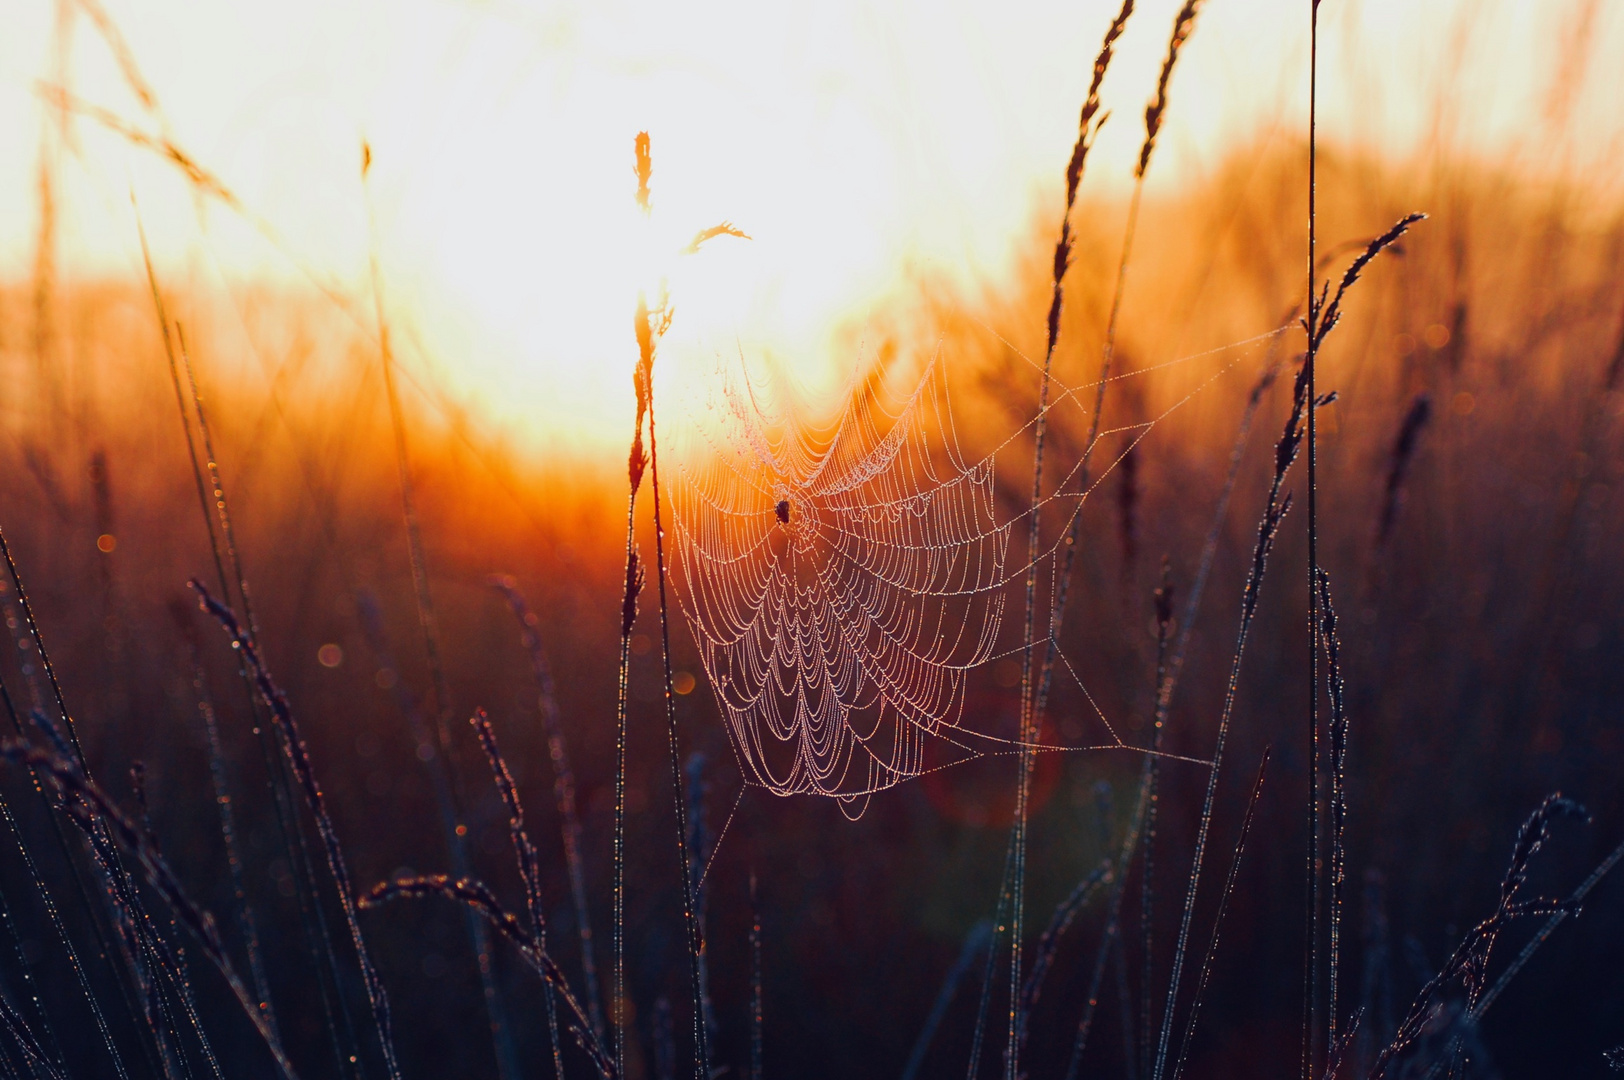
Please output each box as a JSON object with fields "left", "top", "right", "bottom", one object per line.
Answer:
{"left": 2, "top": 0, "right": 1619, "bottom": 450}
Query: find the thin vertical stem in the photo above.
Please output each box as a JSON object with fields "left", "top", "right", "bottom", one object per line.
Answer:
{"left": 140, "top": 214, "right": 356, "bottom": 1076}
{"left": 1170, "top": 750, "right": 1272, "bottom": 1080}
{"left": 614, "top": 417, "right": 643, "bottom": 1080}
{"left": 1001, "top": 8, "right": 1134, "bottom": 1071}
{"left": 363, "top": 151, "right": 516, "bottom": 1080}
{"left": 614, "top": 131, "right": 656, "bottom": 1080}
{"left": 0, "top": 529, "right": 166, "bottom": 1080}
{"left": 192, "top": 583, "right": 401, "bottom": 1080}
{"left": 1318, "top": 570, "right": 1347, "bottom": 1049}
{"left": 613, "top": 527, "right": 636, "bottom": 1079}
{"left": 0, "top": 666, "right": 122, "bottom": 1079}
{"left": 1303, "top": 4, "right": 1324, "bottom": 1078}
{"left": 185, "top": 640, "right": 279, "bottom": 1053}
{"left": 492, "top": 579, "right": 605, "bottom": 1039}
{"left": 645, "top": 302, "right": 712, "bottom": 1080}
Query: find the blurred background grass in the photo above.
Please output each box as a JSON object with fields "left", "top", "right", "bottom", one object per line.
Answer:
{"left": 1, "top": 1, "right": 1622, "bottom": 1076}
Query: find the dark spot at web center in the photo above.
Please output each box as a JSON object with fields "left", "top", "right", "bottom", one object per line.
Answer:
{"left": 775, "top": 499, "right": 791, "bottom": 524}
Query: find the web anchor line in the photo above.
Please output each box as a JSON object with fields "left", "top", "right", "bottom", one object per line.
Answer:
{"left": 669, "top": 323, "right": 1280, "bottom": 804}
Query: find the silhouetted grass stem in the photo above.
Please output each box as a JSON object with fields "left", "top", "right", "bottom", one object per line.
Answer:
{"left": 190, "top": 581, "right": 400, "bottom": 1080}
{"left": 1005, "top": 5, "right": 1135, "bottom": 1074}
{"left": 0, "top": 739, "right": 297, "bottom": 1079}
{"left": 359, "top": 875, "right": 614, "bottom": 1080}
{"left": 491, "top": 578, "right": 605, "bottom": 1039}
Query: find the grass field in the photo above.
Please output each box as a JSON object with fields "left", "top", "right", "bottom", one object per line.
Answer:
{"left": 0, "top": 2, "right": 1621, "bottom": 1078}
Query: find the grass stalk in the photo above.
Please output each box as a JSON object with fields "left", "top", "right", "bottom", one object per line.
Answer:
{"left": 629, "top": 130, "right": 712, "bottom": 1080}
{"left": 191, "top": 583, "right": 401, "bottom": 1080}
{"left": 907, "top": 920, "right": 991, "bottom": 1080}
{"left": 1001, "top": 6, "right": 1135, "bottom": 1074}
{"left": 359, "top": 875, "right": 614, "bottom": 1079}
{"left": 1148, "top": 350, "right": 1316, "bottom": 1080}
{"left": 1368, "top": 795, "right": 1586, "bottom": 1078}
{"left": 644, "top": 297, "right": 712, "bottom": 1080}
{"left": 0, "top": 668, "right": 113, "bottom": 1079}
{"left": 0, "top": 739, "right": 298, "bottom": 1079}
{"left": 1, "top": 528, "right": 165, "bottom": 1080}
{"left": 139, "top": 214, "right": 357, "bottom": 1075}
{"left": 1170, "top": 749, "right": 1270, "bottom": 1080}
{"left": 363, "top": 148, "right": 519, "bottom": 1080}
{"left": 470, "top": 709, "right": 564, "bottom": 1079}
{"left": 0, "top": 829, "right": 61, "bottom": 1073}
{"left": 491, "top": 578, "right": 606, "bottom": 1039}
{"left": 1304, "top": 7, "right": 1323, "bottom": 1075}
{"left": 1139, "top": 563, "right": 1175, "bottom": 1078}
{"left": 1017, "top": 860, "right": 1112, "bottom": 1063}
{"left": 612, "top": 132, "right": 659, "bottom": 1080}
{"left": 1315, "top": 569, "right": 1348, "bottom": 1045}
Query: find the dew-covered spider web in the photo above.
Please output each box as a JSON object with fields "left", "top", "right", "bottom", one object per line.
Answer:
{"left": 672, "top": 354, "right": 1009, "bottom": 801}
{"left": 670, "top": 327, "right": 1289, "bottom": 807}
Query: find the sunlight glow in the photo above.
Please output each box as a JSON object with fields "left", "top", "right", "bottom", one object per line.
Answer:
{"left": 0, "top": 0, "right": 1619, "bottom": 452}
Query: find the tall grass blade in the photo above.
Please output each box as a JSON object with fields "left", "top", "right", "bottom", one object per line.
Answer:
{"left": 470, "top": 709, "right": 563, "bottom": 1078}
{"left": 191, "top": 583, "right": 401, "bottom": 1080}
{"left": 363, "top": 150, "right": 518, "bottom": 1080}
{"left": 359, "top": 875, "right": 614, "bottom": 1079}
{"left": 1170, "top": 749, "right": 1270, "bottom": 1080}
{"left": 1002, "top": 6, "right": 1135, "bottom": 1074}
{"left": 490, "top": 577, "right": 607, "bottom": 1037}
{"left": 139, "top": 213, "right": 357, "bottom": 1076}
{"left": 0, "top": 739, "right": 298, "bottom": 1079}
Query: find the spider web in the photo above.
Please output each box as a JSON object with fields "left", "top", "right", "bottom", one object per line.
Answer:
{"left": 672, "top": 353, "right": 1009, "bottom": 803}
{"left": 671, "top": 328, "right": 1286, "bottom": 805}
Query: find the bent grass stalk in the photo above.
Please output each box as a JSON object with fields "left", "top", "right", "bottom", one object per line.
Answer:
{"left": 363, "top": 147, "right": 518, "bottom": 1080}
{"left": 491, "top": 577, "right": 606, "bottom": 1039}
{"left": 0, "top": 739, "right": 297, "bottom": 1080}
{"left": 1147, "top": 216, "right": 1419, "bottom": 1080}
{"left": 190, "top": 582, "right": 401, "bottom": 1080}
{"left": 0, "top": 667, "right": 115, "bottom": 1078}
{"left": 1368, "top": 795, "right": 1586, "bottom": 1078}
{"left": 1, "top": 527, "right": 160, "bottom": 1079}
{"left": 359, "top": 875, "right": 614, "bottom": 1079}
{"left": 140, "top": 214, "right": 352, "bottom": 1074}
{"left": 1016, "top": 860, "right": 1112, "bottom": 1063}
{"left": 470, "top": 709, "right": 563, "bottom": 1079}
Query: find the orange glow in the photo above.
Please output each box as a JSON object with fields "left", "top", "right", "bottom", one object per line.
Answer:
{"left": 2, "top": 0, "right": 1620, "bottom": 451}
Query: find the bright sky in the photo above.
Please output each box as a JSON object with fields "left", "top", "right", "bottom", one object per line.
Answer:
{"left": 2, "top": 0, "right": 1620, "bottom": 451}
